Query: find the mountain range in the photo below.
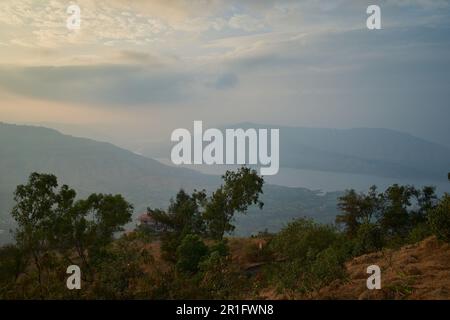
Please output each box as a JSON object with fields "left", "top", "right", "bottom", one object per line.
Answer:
{"left": 2, "top": 121, "right": 449, "bottom": 244}
{"left": 140, "top": 122, "right": 450, "bottom": 180}
{"left": 0, "top": 122, "right": 341, "bottom": 244}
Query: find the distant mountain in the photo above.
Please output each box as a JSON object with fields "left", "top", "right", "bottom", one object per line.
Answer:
{"left": 141, "top": 123, "right": 450, "bottom": 180}
{"left": 269, "top": 124, "right": 450, "bottom": 180}
{"left": 0, "top": 122, "right": 340, "bottom": 243}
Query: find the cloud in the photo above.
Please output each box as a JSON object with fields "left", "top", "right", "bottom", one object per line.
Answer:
{"left": 213, "top": 73, "right": 239, "bottom": 89}
{"left": 116, "top": 50, "right": 163, "bottom": 64}
{"left": 1, "top": 0, "right": 450, "bottom": 146}
{"left": 228, "top": 14, "right": 266, "bottom": 32}
{"left": 0, "top": 64, "right": 194, "bottom": 107}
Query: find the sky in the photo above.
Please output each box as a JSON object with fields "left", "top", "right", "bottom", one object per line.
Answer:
{"left": 0, "top": 0, "right": 449, "bottom": 150}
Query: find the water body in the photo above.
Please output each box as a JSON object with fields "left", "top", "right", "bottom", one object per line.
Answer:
{"left": 156, "top": 158, "right": 450, "bottom": 194}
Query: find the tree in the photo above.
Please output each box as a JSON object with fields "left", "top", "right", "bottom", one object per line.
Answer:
{"left": 56, "top": 193, "right": 133, "bottom": 275}
{"left": 378, "top": 184, "right": 415, "bottom": 237}
{"left": 11, "top": 173, "right": 73, "bottom": 292}
{"left": 10, "top": 172, "right": 133, "bottom": 292}
{"left": 153, "top": 167, "right": 264, "bottom": 260}
{"left": 336, "top": 186, "right": 380, "bottom": 237}
{"left": 411, "top": 186, "right": 437, "bottom": 225}
{"left": 428, "top": 194, "right": 450, "bottom": 242}
{"left": 203, "top": 167, "right": 264, "bottom": 239}
{"left": 150, "top": 189, "right": 207, "bottom": 261}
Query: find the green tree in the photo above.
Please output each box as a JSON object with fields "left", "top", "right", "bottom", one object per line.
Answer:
{"left": 150, "top": 189, "right": 207, "bottom": 261}
{"left": 11, "top": 173, "right": 73, "bottom": 292}
{"left": 378, "top": 184, "right": 415, "bottom": 237}
{"left": 153, "top": 167, "right": 264, "bottom": 260}
{"left": 336, "top": 185, "right": 380, "bottom": 237}
{"left": 176, "top": 234, "right": 209, "bottom": 274}
{"left": 203, "top": 167, "right": 264, "bottom": 239}
{"left": 411, "top": 186, "right": 437, "bottom": 225}
{"left": 10, "top": 172, "right": 133, "bottom": 293}
{"left": 57, "top": 193, "right": 133, "bottom": 274}
{"left": 428, "top": 194, "right": 450, "bottom": 242}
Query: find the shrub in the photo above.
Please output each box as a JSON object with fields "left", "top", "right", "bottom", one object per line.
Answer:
{"left": 176, "top": 234, "right": 209, "bottom": 273}
{"left": 306, "top": 246, "right": 347, "bottom": 290}
{"left": 428, "top": 194, "right": 450, "bottom": 242}
{"left": 270, "top": 218, "right": 339, "bottom": 262}
{"left": 352, "top": 223, "right": 384, "bottom": 256}
{"left": 198, "top": 251, "right": 250, "bottom": 299}
{"left": 407, "top": 223, "right": 432, "bottom": 244}
{"left": 268, "top": 218, "right": 347, "bottom": 294}
{"left": 88, "top": 239, "right": 154, "bottom": 299}
{"left": 209, "top": 239, "right": 229, "bottom": 257}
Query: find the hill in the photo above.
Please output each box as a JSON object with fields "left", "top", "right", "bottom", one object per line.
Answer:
{"left": 117, "top": 236, "right": 450, "bottom": 300}
{"left": 141, "top": 123, "right": 450, "bottom": 180}
{"left": 0, "top": 122, "right": 340, "bottom": 243}
{"left": 233, "top": 123, "right": 450, "bottom": 180}
{"left": 313, "top": 237, "right": 450, "bottom": 300}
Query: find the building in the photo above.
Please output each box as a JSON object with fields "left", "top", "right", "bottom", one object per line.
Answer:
{"left": 137, "top": 211, "right": 165, "bottom": 233}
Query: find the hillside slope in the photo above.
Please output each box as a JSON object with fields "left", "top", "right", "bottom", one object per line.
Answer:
{"left": 141, "top": 123, "right": 450, "bottom": 180}
{"left": 0, "top": 122, "right": 340, "bottom": 243}
{"left": 242, "top": 123, "right": 450, "bottom": 180}
{"left": 314, "top": 237, "right": 450, "bottom": 300}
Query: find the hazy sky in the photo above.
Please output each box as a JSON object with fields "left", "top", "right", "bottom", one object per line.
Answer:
{"left": 1, "top": 0, "right": 449, "bottom": 149}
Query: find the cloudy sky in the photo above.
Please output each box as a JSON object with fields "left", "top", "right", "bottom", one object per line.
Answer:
{"left": 0, "top": 0, "right": 449, "bottom": 150}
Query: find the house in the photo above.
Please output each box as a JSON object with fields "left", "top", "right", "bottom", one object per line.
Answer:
{"left": 137, "top": 211, "right": 165, "bottom": 233}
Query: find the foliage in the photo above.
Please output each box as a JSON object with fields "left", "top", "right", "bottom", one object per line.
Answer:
{"left": 271, "top": 218, "right": 339, "bottom": 261}
{"left": 198, "top": 251, "right": 250, "bottom": 299}
{"left": 153, "top": 167, "right": 264, "bottom": 260}
{"left": 175, "top": 234, "right": 209, "bottom": 274}
{"left": 351, "top": 222, "right": 384, "bottom": 256}
{"left": 336, "top": 185, "right": 380, "bottom": 236}
{"left": 336, "top": 184, "right": 438, "bottom": 248}
{"left": 268, "top": 218, "right": 348, "bottom": 294}
{"left": 4, "top": 172, "right": 133, "bottom": 298}
{"left": 1, "top": 170, "right": 447, "bottom": 300}
{"left": 428, "top": 194, "right": 450, "bottom": 242}
{"left": 203, "top": 167, "right": 264, "bottom": 239}
{"left": 87, "top": 238, "right": 154, "bottom": 299}
{"left": 407, "top": 223, "right": 432, "bottom": 244}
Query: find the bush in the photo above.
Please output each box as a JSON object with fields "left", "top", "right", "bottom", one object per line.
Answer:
{"left": 306, "top": 246, "right": 347, "bottom": 290}
{"left": 271, "top": 218, "right": 339, "bottom": 262}
{"left": 428, "top": 194, "right": 450, "bottom": 242}
{"left": 209, "top": 239, "right": 229, "bottom": 257}
{"left": 198, "top": 251, "right": 250, "bottom": 299}
{"left": 407, "top": 223, "right": 432, "bottom": 244}
{"left": 176, "top": 234, "right": 209, "bottom": 273}
{"left": 352, "top": 223, "right": 384, "bottom": 256}
{"left": 88, "top": 239, "right": 154, "bottom": 299}
{"left": 267, "top": 218, "right": 347, "bottom": 294}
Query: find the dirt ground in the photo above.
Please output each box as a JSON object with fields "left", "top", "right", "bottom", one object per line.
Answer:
{"left": 138, "top": 235, "right": 450, "bottom": 300}
{"left": 314, "top": 237, "right": 450, "bottom": 300}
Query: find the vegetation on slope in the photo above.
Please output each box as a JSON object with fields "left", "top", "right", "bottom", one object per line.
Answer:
{"left": 0, "top": 169, "right": 449, "bottom": 299}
